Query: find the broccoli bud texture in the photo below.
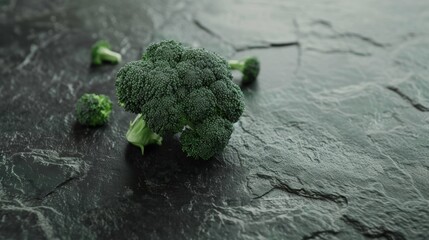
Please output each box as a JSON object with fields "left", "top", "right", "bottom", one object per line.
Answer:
{"left": 229, "top": 56, "right": 260, "bottom": 84}
{"left": 75, "top": 93, "right": 112, "bottom": 127}
{"left": 115, "top": 40, "right": 245, "bottom": 160}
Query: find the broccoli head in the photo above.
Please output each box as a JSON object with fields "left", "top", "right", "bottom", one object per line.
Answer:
{"left": 229, "top": 56, "right": 260, "bottom": 84}
{"left": 116, "top": 40, "right": 245, "bottom": 160}
{"left": 75, "top": 93, "right": 112, "bottom": 127}
{"left": 91, "top": 40, "right": 122, "bottom": 65}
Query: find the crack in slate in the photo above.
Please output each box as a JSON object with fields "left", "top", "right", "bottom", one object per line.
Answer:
{"left": 192, "top": 18, "right": 300, "bottom": 53}
{"left": 310, "top": 20, "right": 390, "bottom": 48}
{"left": 235, "top": 41, "right": 300, "bottom": 52}
{"left": 293, "top": 18, "right": 302, "bottom": 74}
{"left": 331, "top": 32, "right": 388, "bottom": 48}
{"left": 252, "top": 187, "right": 275, "bottom": 200}
{"left": 302, "top": 230, "right": 339, "bottom": 240}
{"left": 281, "top": 121, "right": 306, "bottom": 131}
{"left": 275, "top": 182, "right": 348, "bottom": 207}
{"left": 254, "top": 173, "right": 348, "bottom": 207}
{"left": 192, "top": 18, "right": 233, "bottom": 46}
{"left": 342, "top": 216, "right": 406, "bottom": 240}
{"left": 305, "top": 47, "right": 371, "bottom": 57}
{"left": 42, "top": 176, "right": 78, "bottom": 198}
{"left": 386, "top": 86, "right": 429, "bottom": 112}
{"left": 237, "top": 120, "right": 266, "bottom": 144}
{"left": 311, "top": 20, "right": 334, "bottom": 28}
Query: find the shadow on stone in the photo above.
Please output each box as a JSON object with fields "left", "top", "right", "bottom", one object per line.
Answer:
{"left": 71, "top": 121, "right": 108, "bottom": 143}
{"left": 123, "top": 135, "right": 218, "bottom": 197}
{"left": 87, "top": 63, "right": 120, "bottom": 78}
{"left": 232, "top": 72, "right": 259, "bottom": 92}
{"left": 240, "top": 79, "right": 259, "bottom": 90}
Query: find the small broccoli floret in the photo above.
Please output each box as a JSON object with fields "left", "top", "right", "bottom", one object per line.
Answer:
{"left": 91, "top": 40, "right": 122, "bottom": 65}
{"left": 116, "top": 40, "right": 245, "bottom": 160}
{"left": 75, "top": 93, "right": 112, "bottom": 127}
{"left": 126, "top": 114, "right": 163, "bottom": 154}
{"left": 229, "top": 57, "right": 260, "bottom": 84}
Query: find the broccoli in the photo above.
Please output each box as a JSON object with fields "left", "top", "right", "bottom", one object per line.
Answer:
{"left": 228, "top": 56, "right": 260, "bottom": 84}
{"left": 75, "top": 93, "right": 112, "bottom": 127}
{"left": 126, "top": 114, "right": 162, "bottom": 154}
{"left": 91, "top": 40, "right": 122, "bottom": 65}
{"left": 115, "top": 40, "right": 245, "bottom": 160}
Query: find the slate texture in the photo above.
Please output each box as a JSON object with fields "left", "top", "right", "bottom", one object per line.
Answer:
{"left": 1, "top": 0, "right": 429, "bottom": 239}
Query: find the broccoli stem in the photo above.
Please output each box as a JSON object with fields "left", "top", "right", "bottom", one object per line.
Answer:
{"left": 126, "top": 114, "right": 162, "bottom": 154}
{"left": 98, "top": 47, "right": 122, "bottom": 63}
{"left": 228, "top": 60, "right": 244, "bottom": 72}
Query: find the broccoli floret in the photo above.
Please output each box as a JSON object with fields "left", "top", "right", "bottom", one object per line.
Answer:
{"left": 126, "top": 114, "right": 163, "bottom": 154}
{"left": 75, "top": 93, "right": 112, "bottom": 127}
{"left": 229, "top": 57, "right": 260, "bottom": 84}
{"left": 180, "top": 116, "right": 233, "bottom": 160}
{"left": 91, "top": 40, "right": 122, "bottom": 65}
{"left": 116, "top": 40, "right": 245, "bottom": 160}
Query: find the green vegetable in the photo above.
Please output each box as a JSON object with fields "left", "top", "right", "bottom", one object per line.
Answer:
{"left": 91, "top": 40, "right": 122, "bottom": 65}
{"left": 115, "top": 40, "right": 245, "bottom": 160}
{"left": 126, "top": 114, "right": 162, "bottom": 154}
{"left": 75, "top": 93, "right": 112, "bottom": 127}
{"left": 229, "top": 56, "right": 260, "bottom": 84}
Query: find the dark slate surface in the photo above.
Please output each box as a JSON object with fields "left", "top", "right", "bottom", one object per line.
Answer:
{"left": 1, "top": 0, "right": 429, "bottom": 239}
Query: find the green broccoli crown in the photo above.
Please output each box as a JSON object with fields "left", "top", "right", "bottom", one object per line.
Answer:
{"left": 229, "top": 56, "right": 260, "bottom": 84}
{"left": 75, "top": 93, "right": 112, "bottom": 127}
{"left": 180, "top": 116, "right": 233, "bottom": 160}
{"left": 91, "top": 40, "right": 122, "bottom": 65}
{"left": 115, "top": 40, "right": 245, "bottom": 159}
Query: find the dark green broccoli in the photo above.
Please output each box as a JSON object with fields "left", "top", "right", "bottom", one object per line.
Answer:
{"left": 115, "top": 40, "right": 245, "bottom": 160}
{"left": 91, "top": 40, "right": 122, "bottom": 65}
{"left": 75, "top": 93, "right": 112, "bottom": 127}
{"left": 228, "top": 57, "right": 260, "bottom": 84}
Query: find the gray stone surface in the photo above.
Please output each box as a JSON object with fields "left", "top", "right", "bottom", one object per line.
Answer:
{"left": 1, "top": 0, "right": 429, "bottom": 239}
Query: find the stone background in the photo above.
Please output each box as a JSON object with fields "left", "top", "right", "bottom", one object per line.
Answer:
{"left": 1, "top": 0, "right": 429, "bottom": 239}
